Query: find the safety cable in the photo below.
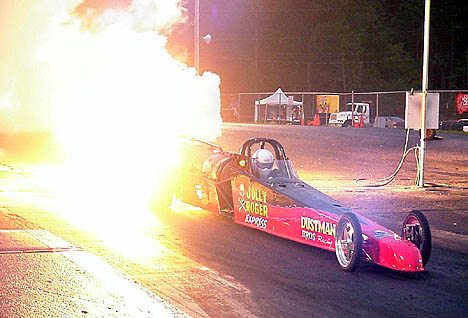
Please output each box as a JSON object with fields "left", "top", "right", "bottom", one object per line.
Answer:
{"left": 355, "top": 129, "right": 421, "bottom": 187}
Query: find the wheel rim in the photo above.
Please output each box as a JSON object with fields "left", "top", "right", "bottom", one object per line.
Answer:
{"left": 336, "top": 221, "right": 356, "bottom": 267}
{"left": 402, "top": 215, "right": 422, "bottom": 247}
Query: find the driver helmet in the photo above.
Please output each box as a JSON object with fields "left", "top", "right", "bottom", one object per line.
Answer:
{"left": 252, "top": 149, "right": 274, "bottom": 179}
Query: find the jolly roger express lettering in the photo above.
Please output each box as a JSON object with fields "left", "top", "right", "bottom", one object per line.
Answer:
{"left": 243, "top": 186, "right": 268, "bottom": 218}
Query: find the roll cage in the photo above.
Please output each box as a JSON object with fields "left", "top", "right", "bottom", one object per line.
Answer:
{"left": 240, "top": 138, "right": 296, "bottom": 180}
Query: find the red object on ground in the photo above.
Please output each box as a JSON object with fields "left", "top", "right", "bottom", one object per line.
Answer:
{"left": 359, "top": 115, "right": 364, "bottom": 128}
{"left": 456, "top": 93, "right": 468, "bottom": 114}
{"left": 313, "top": 114, "right": 320, "bottom": 126}
{"left": 353, "top": 116, "right": 359, "bottom": 128}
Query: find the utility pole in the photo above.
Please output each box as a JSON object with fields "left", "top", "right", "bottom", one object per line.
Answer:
{"left": 254, "top": 0, "right": 259, "bottom": 91}
{"left": 418, "top": 0, "right": 431, "bottom": 187}
{"left": 194, "top": 0, "right": 200, "bottom": 75}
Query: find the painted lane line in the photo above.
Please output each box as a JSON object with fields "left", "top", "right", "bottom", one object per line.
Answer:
{"left": 9, "top": 229, "right": 191, "bottom": 318}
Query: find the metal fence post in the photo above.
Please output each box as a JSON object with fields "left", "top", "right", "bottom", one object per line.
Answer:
{"left": 376, "top": 93, "right": 379, "bottom": 119}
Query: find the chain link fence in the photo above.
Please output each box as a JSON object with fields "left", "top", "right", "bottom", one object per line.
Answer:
{"left": 221, "top": 90, "right": 468, "bottom": 124}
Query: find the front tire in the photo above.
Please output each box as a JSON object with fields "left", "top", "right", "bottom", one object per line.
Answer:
{"left": 401, "top": 210, "right": 431, "bottom": 266}
{"left": 335, "top": 213, "right": 362, "bottom": 271}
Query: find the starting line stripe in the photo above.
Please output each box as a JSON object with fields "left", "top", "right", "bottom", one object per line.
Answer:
{"left": 1, "top": 229, "right": 190, "bottom": 318}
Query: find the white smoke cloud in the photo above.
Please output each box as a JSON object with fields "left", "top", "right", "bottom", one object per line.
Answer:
{"left": 96, "top": 0, "right": 187, "bottom": 32}
{"left": 0, "top": 0, "right": 221, "bottom": 140}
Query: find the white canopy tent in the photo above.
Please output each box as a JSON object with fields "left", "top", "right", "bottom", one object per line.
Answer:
{"left": 254, "top": 88, "right": 303, "bottom": 123}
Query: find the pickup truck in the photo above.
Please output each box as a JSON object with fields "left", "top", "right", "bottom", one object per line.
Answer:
{"left": 328, "top": 102, "right": 370, "bottom": 127}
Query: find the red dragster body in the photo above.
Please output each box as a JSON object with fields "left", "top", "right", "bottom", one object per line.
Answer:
{"left": 176, "top": 138, "right": 431, "bottom": 272}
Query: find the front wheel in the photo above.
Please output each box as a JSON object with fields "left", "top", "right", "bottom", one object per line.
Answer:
{"left": 335, "top": 213, "right": 362, "bottom": 271}
{"left": 401, "top": 210, "right": 431, "bottom": 266}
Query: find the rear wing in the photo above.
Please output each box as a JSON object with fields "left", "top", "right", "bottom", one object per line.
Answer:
{"left": 184, "top": 136, "right": 224, "bottom": 153}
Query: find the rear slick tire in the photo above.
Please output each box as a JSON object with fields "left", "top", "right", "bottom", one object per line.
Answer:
{"left": 335, "top": 213, "right": 362, "bottom": 271}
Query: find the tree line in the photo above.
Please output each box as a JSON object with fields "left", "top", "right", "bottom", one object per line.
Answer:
{"left": 168, "top": 0, "right": 467, "bottom": 112}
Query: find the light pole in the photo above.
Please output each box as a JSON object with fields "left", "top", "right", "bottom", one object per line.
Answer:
{"left": 194, "top": 0, "right": 200, "bottom": 75}
{"left": 418, "top": 0, "right": 431, "bottom": 187}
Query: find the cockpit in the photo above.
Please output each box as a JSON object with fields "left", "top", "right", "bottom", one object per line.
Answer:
{"left": 240, "top": 138, "right": 301, "bottom": 183}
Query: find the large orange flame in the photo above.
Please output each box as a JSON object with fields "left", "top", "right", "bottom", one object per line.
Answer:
{"left": 0, "top": 0, "right": 222, "bottom": 258}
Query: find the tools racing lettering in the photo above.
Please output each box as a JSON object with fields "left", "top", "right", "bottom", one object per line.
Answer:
{"left": 245, "top": 214, "right": 267, "bottom": 229}
{"left": 301, "top": 216, "right": 336, "bottom": 237}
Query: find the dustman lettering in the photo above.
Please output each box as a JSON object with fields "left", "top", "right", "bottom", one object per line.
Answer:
{"left": 301, "top": 216, "right": 336, "bottom": 237}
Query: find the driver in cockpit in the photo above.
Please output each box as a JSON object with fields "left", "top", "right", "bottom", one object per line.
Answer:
{"left": 252, "top": 149, "right": 276, "bottom": 180}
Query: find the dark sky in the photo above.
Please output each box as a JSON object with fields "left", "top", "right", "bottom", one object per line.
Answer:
{"left": 165, "top": 0, "right": 467, "bottom": 94}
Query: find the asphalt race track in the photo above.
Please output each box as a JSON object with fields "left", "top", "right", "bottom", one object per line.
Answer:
{"left": 0, "top": 123, "right": 467, "bottom": 317}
